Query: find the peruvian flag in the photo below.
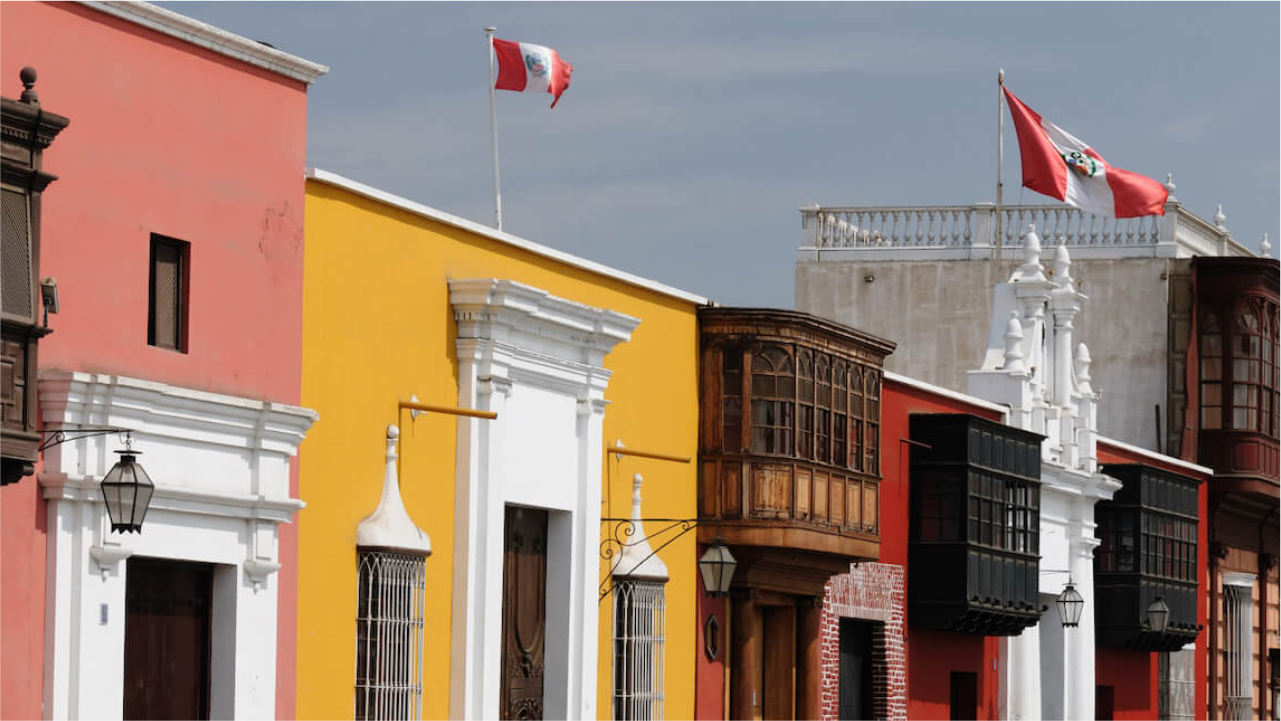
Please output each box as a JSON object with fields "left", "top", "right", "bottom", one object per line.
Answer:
{"left": 493, "top": 38, "right": 573, "bottom": 108}
{"left": 1004, "top": 87, "right": 1167, "bottom": 218}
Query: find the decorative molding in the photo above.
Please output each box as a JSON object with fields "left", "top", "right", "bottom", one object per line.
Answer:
{"left": 308, "top": 168, "right": 709, "bottom": 306}
{"left": 1222, "top": 571, "right": 1257, "bottom": 588}
{"left": 78, "top": 1, "right": 329, "bottom": 84}
{"left": 244, "top": 560, "right": 282, "bottom": 591}
{"left": 88, "top": 544, "right": 132, "bottom": 579}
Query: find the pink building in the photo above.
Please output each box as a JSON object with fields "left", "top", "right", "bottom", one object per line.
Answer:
{"left": 1, "top": 3, "right": 325, "bottom": 718}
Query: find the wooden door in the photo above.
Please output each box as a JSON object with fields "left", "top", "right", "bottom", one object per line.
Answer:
{"left": 950, "top": 671, "right": 978, "bottom": 720}
{"left": 500, "top": 506, "right": 548, "bottom": 720}
{"left": 761, "top": 605, "right": 796, "bottom": 720}
{"left": 838, "top": 618, "right": 874, "bottom": 721}
{"left": 123, "top": 558, "right": 212, "bottom": 720}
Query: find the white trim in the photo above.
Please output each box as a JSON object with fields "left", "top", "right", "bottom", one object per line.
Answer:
{"left": 78, "top": 1, "right": 328, "bottom": 84}
{"left": 447, "top": 279, "right": 636, "bottom": 721}
{"left": 1222, "top": 571, "right": 1257, "bottom": 589}
{"left": 306, "top": 168, "right": 710, "bottom": 307}
{"left": 884, "top": 370, "right": 1009, "bottom": 416}
{"left": 37, "top": 370, "right": 315, "bottom": 720}
{"left": 1096, "top": 436, "right": 1214, "bottom": 477}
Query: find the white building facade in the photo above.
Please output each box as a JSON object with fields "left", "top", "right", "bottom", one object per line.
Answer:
{"left": 966, "top": 228, "right": 1120, "bottom": 719}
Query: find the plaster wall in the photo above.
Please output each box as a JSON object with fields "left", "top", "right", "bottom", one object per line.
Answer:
{"left": 1, "top": 4, "right": 313, "bottom": 716}
{"left": 796, "top": 257, "right": 1174, "bottom": 450}
{"left": 300, "top": 180, "right": 700, "bottom": 720}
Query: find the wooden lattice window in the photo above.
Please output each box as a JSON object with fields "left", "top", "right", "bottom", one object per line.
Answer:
{"left": 1231, "top": 304, "right": 1263, "bottom": 431}
{"left": 797, "top": 348, "right": 814, "bottom": 459}
{"left": 750, "top": 346, "right": 793, "bottom": 455}
{"left": 722, "top": 348, "right": 743, "bottom": 453}
{"left": 147, "top": 234, "right": 189, "bottom": 352}
{"left": 1200, "top": 307, "right": 1224, "bottom": 430}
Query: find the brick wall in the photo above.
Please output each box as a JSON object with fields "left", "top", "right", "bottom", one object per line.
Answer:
{"left": 820, "top": 562, "right": 907, "bottom": 720}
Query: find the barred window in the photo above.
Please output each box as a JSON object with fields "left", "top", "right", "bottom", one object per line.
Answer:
{"left": 355, "top": 550, "right": 426, "bottom": 721}
{"left": 147, "top": 234, "right": 189, "bottom": 352}
{"left": 1223, "top": 578, "right": 1255, "bottom": 719}
{"left": 613, "top": 580, "right": 665, "bottom": 721}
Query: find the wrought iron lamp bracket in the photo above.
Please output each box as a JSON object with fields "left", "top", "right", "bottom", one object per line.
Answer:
{"left": 38, "top": 427, "right": 131, "bottom": 453}
{"left": 598, "top": 516, "right": 699, "bottom": 603}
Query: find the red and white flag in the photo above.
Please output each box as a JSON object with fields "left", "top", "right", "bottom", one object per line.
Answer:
{"left": 493, "top": 38, "right": 573, "bottom": 108}
{"left": 1004, "top": 87, "right": 1167, "bottom": 218}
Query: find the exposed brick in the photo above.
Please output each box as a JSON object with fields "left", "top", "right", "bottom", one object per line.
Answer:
{"left": 819, "top": 562, "right": 906, "bottom": 721}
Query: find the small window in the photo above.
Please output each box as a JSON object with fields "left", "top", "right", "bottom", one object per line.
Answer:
{"left": 613, "top": 579, "right": 666, "bottom": 721}
{"left": 148, "top": 234, "right": 189, "bottom": 352}
{"left": 355, "top": 550, "right": 426, "bottom": 721}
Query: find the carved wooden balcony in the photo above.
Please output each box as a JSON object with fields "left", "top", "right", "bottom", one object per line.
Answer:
{"left": 907, "top": 414, "right": 1045, "bottom": 636}
{"left": 1095, "top": 464, "right": 1202, "bottom": 652}
{"left": 697, "top": 308, "right": 895, "bottom": 567}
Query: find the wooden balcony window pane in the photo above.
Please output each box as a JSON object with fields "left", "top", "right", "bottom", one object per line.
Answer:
{"left": 1202, "top": 333, "right": 1221, "bottom": 357}
{"left": 1232, "top": 408, "right": 1257, "bottom": 430}
{"left": 1202, "top": 358, "right": 1222, "bottom": 380}
{"left": 753, "top": 375, "right": 775, "bottom": 396}
{"left": 723, "top": 397, "right": 742, "bottom": 453}
{"left": 1202, "top": 406, "right": 1222, "bottom": 430}
{"left": 833, "top": 415, "right": 847, "bottom": 467}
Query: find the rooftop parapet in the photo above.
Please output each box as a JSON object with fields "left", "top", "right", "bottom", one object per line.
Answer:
{"left": 799, "top": 197, "right": 1255, "bottom": 261}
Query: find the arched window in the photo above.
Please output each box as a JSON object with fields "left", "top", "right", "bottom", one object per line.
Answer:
{"left": 355, "top": 551, "right": 426, "bottom": 720}
{"left": 797, "top": 349, "right": 814, "bottom": 459}
{"left": 1203, "top": 299, "right": 1281, "bottom": 436}
{"left": 751, "top": 346, "right": 794, "bottom": 455}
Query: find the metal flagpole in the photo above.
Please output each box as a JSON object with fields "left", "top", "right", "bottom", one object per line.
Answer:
{"left": 996, "top": 68, "right": 1005, "bottom": 272}
{"left": 486, "top": 27, "right": 503, "bottom": 231}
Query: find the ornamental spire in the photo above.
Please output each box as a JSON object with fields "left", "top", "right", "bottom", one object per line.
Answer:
{"left": 356, "top": 425, "right": 431, "bottom": 556}
{"left": 612, "top": 473, "right": 669, "bottom": 581}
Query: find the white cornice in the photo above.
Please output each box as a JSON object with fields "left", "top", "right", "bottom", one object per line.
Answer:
{"left": 1096, "top": 436, "right": 1214, "bottom": 477}
{"left": 79, "top": 1, "right": 328, "bottom": 84}
{"left": 307, "top": 168, "right": 710, "bottom": 306}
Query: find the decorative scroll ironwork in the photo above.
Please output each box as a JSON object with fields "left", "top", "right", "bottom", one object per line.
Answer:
{"left": 598, "top": 518, "right": 697, "bottom": 603}
{"left": 37, "top": 427, "right": 130, "bottom": 453}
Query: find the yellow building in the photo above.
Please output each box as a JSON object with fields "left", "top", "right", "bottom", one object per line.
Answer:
{"left": 298, "top": 169, "right": 705, "bottom": 720}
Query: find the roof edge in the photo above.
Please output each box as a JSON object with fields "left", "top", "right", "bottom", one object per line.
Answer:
{"left": 1097, "top": 436, "right": 1215, "bottom": 477}
{"left": 79, "top": 1, "right": 328, "bottom": 84}
{"left": 884, "top": 371, "right": 1009, "bottom": 416}
{"left": 306, "top": 168, "right": 711, "bottom": 307}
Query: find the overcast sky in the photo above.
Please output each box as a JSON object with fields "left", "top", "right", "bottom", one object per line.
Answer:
{"left": 163, "top": 1, "right": 1279, "bottom": 307}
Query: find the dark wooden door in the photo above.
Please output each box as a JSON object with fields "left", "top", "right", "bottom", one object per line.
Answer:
{"left": 123, "top": 558, "right": 213, "bottom": 720}
{"left": 500, "top": 506, "right": 548, "bottom": 720}
{"left": 762, "top": 605, "right": 796, "bottom": 720}
{"left": 838, "top": 618, "right": 874, "bottom": 721}
{"left": 950, "top": 671, "right": 978, "bottom": 720}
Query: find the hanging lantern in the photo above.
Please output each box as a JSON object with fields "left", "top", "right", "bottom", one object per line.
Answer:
{"left": 698, "top": 538, "right": 737, "bottom": 597}
{"left": 1146, "top": 596, "right": 1170, "bottom": 634}
{"left": 100, "top": 436, "right": 154, "bottom": 534}
{"left": 1056, "top": 580, "right": 1085, "bottom": 628}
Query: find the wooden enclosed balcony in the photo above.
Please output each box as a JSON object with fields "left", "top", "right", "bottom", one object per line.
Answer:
{"left": 697, "top": 308, "right": 895, "bottom": 564}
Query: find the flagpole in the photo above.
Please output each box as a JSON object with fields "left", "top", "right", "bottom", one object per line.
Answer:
{"left": 996, "top": 68, "right": 1005, "bottom": 272}
{"left": 486, "top": 26, "right": 503, "bottom": 231}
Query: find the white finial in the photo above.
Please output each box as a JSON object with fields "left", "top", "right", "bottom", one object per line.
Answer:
{"left": 612, "top": 473, "right": 669, "bottom": 581}
{"left": 1053, "top": 235, "right": 1076, "bottom": 292}
{"left": 1261, "top": 233, "right": 1271, "bottom": 258}
{"left": 356, "top": 424, "right": 431, "bottom": 555}
{"left": 1074, "top": 343, "right": 1093, "bottom": 394}
{"left": 1002, "top": 310, "right": 1025, "bottom": 372}
{"left": 1013, "top": 224, "right": 1046, "bottom": 283}
{"left": 1214, "top": 205, "right": 1227, "bottom": 231}
{"left": 1164, "top": 173, "right": 1177, "bottom": 200}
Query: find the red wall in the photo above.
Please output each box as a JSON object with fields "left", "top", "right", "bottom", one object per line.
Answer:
{"left": 1097, "top": 441, "right": 1211, "bottom": 720}
{"left": 1095, "top": 647, "right": 1157, "bottom": 719}
{"left": 884, "top": 379, "right": 1004, "bottom": 719}
{"left": 1, "top": 3, "right": 310, "bottom": 716}
{"left": 694, "top": 545, "right": 727, "bottom": 719}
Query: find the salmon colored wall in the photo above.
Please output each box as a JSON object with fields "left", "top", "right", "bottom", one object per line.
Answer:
{"left": 1, "top": 3, "right": 311, "bottom": 717}
{"left": 884, "top": 379, "right": 1004, "bottom": 718}
{"left": 1095, "top": 647, "right": 1157, "bottom": 719}
{"left": 0, "top": 476, "right": 48, "bottom": 720}
{"left": 300, "top": 181, "right": 700, "bottom": 720}
{"left": 1097, "top": 441, "right": 1211, "bottom": 720}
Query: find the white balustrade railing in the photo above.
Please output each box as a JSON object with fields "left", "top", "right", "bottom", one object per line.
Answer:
{"left": 800, "top": 202, "right": 1251, "bottom": 257}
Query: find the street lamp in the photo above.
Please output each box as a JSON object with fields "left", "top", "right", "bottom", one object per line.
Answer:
{"left": 100, "top": 435, "right": 154, "bottom": 534}
{"left": 1146, "top": 596, "right": 1170, "bottom": 634}
{"left": 698, "top": 538, "right": 737, "bottom": 597}
{"left": 1056, "top": 579, "right": 1085, "bottom": 628}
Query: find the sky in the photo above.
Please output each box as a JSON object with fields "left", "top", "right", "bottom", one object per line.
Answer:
{"left": 162, "top": 1, "right": 1279, "bottom": 308}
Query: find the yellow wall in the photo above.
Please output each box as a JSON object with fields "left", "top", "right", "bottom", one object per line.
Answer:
{"left": 298, "top": 179, "right": 700, "bottom": 720}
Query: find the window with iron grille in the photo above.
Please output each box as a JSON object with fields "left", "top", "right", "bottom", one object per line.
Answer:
{"left": 1223, "top": 576, "right": 1255, "bottom": 720}
{"left": 147, "top": 234, "right": 189, "bottom": 352}
{"left": 613, "top": 580, "right": 665, "bottom": 721}
{"left": 355, "top": 550, "right": 426, "bottom": 721}
{"left": 1, "top": 186, "right": 34, "bottom": 323}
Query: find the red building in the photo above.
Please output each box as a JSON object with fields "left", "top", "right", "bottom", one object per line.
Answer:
{"left": 0, "top": 3, "right": 325, "bottom": 718}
